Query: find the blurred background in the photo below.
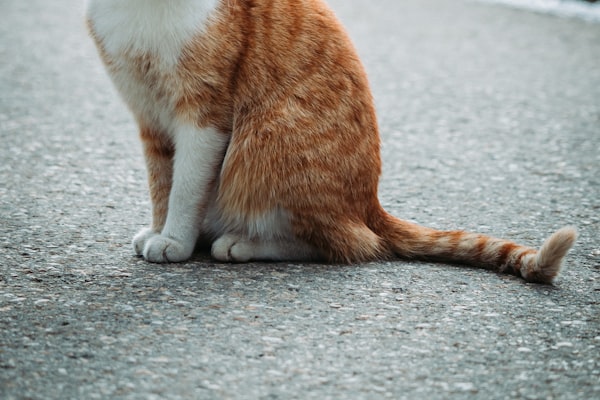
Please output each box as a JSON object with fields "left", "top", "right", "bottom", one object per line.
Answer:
{"left": 478, "top": 0, "right": 600, "bottom": 22}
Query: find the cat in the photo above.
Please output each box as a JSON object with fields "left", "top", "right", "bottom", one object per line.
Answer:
{"left": 86, "top": 0, "right": 577, "bottom": 284}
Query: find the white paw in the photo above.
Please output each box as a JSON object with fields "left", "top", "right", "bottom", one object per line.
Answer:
{"left": 133, "top": 227, "right": 159, "bottom": 256}
{"left": 143, "top": 235, "right": 193, "bottom": 263}
{"left": 211, "top": 234, "right": 253, "bottom": 262}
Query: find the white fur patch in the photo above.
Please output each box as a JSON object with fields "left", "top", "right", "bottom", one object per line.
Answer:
{"left": 203, "top": 205, "right": 296, "bottom": 242}
{"left": 85, "top": 0, "right": 219, "bottom": 66}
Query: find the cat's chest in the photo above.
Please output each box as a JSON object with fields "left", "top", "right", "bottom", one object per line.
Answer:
{"left": 86, "top": 0, "right": 219, "bottom": 67}
{"left": 86, "top": 0, "right": 221, "bottom": 124}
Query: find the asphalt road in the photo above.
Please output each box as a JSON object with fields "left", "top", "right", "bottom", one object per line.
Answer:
{"left": 1, "top": 0, "right": 599, "bottom": 399}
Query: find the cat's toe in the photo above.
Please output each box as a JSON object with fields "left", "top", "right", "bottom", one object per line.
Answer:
{"left": 133, "top": 227, "right": 159, "bottom": 256}
{"left": 229, "top": 242, "right": 253, "bottom": 262}
{"left": 211, "top": 234, "right": 237, "bottom": 262}
{"left": 212, "top": 234, "right": 252, "bottom": 262}
{"left": 143, "top": 235, "right": 191, "bottom": 263}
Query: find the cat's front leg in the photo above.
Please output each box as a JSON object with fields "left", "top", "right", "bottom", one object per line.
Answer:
{"left": 133, "top": 126, "right": 174, "bottom": 256}
{"left": 142, "top": 124, "right": 229, "bottom": 263}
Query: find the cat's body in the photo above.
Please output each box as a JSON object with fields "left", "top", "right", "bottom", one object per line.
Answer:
{"left": 86, "top": 0, "right": 576, "bottom": 283}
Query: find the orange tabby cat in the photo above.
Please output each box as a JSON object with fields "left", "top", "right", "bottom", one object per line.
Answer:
{"left": 86, "top": 0, "right": 576, "bottom": 283}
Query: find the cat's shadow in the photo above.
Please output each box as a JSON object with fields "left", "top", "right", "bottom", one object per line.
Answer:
{"left": 130, "top": 245, "right": 564, "bottom": 294}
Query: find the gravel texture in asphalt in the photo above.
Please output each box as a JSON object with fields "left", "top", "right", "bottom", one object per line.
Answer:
{"left": 1, "top": 0, "right": 599, "bottom": 399}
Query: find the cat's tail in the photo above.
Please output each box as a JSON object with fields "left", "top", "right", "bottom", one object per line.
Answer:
{"left": 375, "top": 212, "right": 577, "bottom": 284}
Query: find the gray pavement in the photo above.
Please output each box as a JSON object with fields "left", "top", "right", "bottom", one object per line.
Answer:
{"left": 1, "top": 0, "right": 599, "bottom": 399}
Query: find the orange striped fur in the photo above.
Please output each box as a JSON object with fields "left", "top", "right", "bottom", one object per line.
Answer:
{"left": 87, "top": 0, "right": 576, "bottom": 283}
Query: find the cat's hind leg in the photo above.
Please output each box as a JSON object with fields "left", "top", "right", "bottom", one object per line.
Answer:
{"left": 211, "top": 233, "right": 321, "bottom": 262}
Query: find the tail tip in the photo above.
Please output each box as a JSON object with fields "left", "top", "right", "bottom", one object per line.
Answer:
{"left": 521, "top": 226, "right": 577, "bottom": 284}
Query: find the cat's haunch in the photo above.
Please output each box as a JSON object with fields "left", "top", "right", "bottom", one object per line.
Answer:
{"left": 86, "top": 0, "right": 576, "bottom": 284}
